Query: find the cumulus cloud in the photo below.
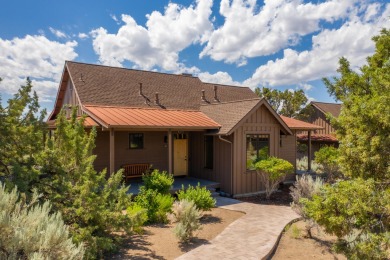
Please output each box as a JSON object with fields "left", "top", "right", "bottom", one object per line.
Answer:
{"left": 198, "top": 71, "right": 242, "bottom": 86}
{"left": 244, "top": 3, "right": 390, "bottom": 87}
{"left": 91, "top": 0, "right": 213, "bottom": 71}
{"left": 49, "top": 27, "right": 67, "bottom": 38}
{"left": 200, "top": 0, "right": 357, "bottom": 64}
{"left": 78, "top": 33, "right": 88, "bottom": 39}
{"left": 0, "top": 35, "right": 78, "bottom": 101}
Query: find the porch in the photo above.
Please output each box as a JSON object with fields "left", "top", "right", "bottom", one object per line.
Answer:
{"left": 126, "top": 176, "right": 220, "bottom": 195}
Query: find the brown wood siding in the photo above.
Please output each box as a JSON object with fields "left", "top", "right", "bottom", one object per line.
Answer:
{"left": 232, "top": 104, "right": 281, "bottom": 195}
{"left": 93, "top": 130, "right": 169, "bottom": 173}
{"left": 62, "top": 81, "right": 83, "bottom": 116}
{"left": 310, "top": 109, "right": 335, "bottom": 135}
{"left": 279, "top": 132, "right": 297, "bottom": 181}
{"left": 189, "top": 132, "right": 232, "bottom": 194}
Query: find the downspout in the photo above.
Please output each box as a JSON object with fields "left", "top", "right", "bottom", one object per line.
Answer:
{"left": 218, "top": 135, "right": 233, "bottom": 196}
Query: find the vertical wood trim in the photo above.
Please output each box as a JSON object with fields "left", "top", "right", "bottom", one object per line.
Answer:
{"left": 168, "top": 130, "right": 173, "bottom": 174}
{"left": 109, "top": 128, "right": 115, "bottom": 174}
{"left": 308, "top": 130, "right": 312, "bottom": 171}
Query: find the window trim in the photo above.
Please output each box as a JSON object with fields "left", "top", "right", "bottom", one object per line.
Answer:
{"left": 129, "top": 133, "right": 144, "bottom": 149}
{"left": 246, "top": 133, "right": 270, "bottom": 170}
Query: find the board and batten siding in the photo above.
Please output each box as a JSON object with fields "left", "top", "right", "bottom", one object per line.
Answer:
{"left": 279, "top": 132, "right": 297, "bottom": 181}
{"left": 93, "top": 130, "right": 169, "bottom": 173}
{"left": 232, "top": 104, "right": 281, "bottom": 195}
{"left": 189, "top": 132, "right": 233, "bottom": 194}
{"left": 311, "top": 109, "right": 335, "bottom": 135}
{"left": 62, "top": 80, "right": 83, "bottom": 116}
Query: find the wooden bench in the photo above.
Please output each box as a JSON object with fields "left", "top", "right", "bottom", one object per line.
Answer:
{"left": 122, "top": 163, "right": 151, "bottom": 181}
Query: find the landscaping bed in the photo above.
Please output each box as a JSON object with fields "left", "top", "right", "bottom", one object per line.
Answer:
{"left": 238, "top": 184, "right": 292, "bottom": 206}
{"left": 108, "top": 207, "right": 244, "bottom": 259}
{"left": 272, "top": 220, "right": 346, "bottom": 260}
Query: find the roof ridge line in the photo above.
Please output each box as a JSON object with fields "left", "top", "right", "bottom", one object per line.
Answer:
{"left": 83, "top": 104, "right": 201, "bottom": 112}
{"left": 200, "top": 98, "right": 262, "bottom": 106}
{"left": 311, "top": 101, "right": 342, "bottom": 105}
{"left": 65, "top": 60, "right": 201, "bottom": 79}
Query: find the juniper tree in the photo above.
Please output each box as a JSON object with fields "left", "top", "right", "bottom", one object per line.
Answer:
{"left": 304, "top": 29, "right": 390, "bottom": 259}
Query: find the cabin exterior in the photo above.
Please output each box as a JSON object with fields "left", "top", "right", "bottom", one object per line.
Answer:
{"left": 297, "top": 102, "right": 341, "bottom": 159}
{"left": 48, "top": 61, "right": 320, "bottom": 197}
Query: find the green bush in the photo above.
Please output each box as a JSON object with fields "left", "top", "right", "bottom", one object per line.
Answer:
{"left": 314, "top": 146, "right": 340, "bottom": 181}
{"left": 0, "top": 183, "right": 84, "bottom": 259}
{"left": 170, "top": 199, "right": 202, "bottom": 242}
{"left": 177, "top": 184, "right": 216, "bottom": 211}
{"left": 142, "top": 169, "right": 174, "bottom": 194}
{"left": 135, "top": 187, "right": 174, "bottom": 223}
{"left": 255, "top": 157, "right": 294, "bottom": 199}
{"left": 302, "top": 179, "right": 390, "bottom": 259}
{"left": 126, "top": 203, "right": 148, "bottom": 233}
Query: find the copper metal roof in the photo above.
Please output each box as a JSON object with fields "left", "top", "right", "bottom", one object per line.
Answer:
{"left": 311, "top": 102, "right": 341, "bottom": 117}
{"left": 84, "top": 105, "right": 221, "bottom": 129}
{"left": 297, "top": 133, "right": 338, "bottom": 142}
{"left": 280, "top": 115, "right": 324, "bottom": 130}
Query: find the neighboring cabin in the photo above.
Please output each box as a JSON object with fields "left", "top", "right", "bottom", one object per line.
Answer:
{"left": 297, "top": 102, "right": 341, "bottom": 159}
{"left": 48, "top": 61, "right": 320, "bottom": 197}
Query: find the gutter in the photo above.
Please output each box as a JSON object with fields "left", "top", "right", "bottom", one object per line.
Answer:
{"left": 218, "top": 135, "right": 233, "bottom": 196}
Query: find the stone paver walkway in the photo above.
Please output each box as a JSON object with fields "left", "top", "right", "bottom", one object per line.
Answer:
{"left": 176, "top": 197, "right": 300, "bottom": 260}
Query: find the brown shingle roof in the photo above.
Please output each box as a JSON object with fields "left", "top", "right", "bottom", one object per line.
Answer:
{"left": 201, "top": 99, "right": 292, "bottom": 135}
{"left": 66, "top": 61, "right": 257, "bottom": 111}
{"left": 311, "top": 102, "right": 341, "bottom": 117}
{"left": 84, "top": 105, "right": 220, "bottom": 129}
{"left": 280, "top": 116, "right": 323, "bottom": 130}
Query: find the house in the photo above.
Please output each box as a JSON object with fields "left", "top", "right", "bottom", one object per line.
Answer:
{"left": 48, "top": 61, "right": 320, "bottom": 197}
{"left": 297, "top": 101, "right": 341, "bottom": 160}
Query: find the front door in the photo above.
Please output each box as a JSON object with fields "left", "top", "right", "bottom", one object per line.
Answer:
{"left": 174, "top": 135, "right": 188, "bottom": 176}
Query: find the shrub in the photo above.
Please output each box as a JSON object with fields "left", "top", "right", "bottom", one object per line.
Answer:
{"left": 142, "top": 169, "right": 174, "bottom": 194}
{"left": 126, "top": 203, "right": 148, "bottom": 233}
{"left": 255, "top": 157, "right": 294, "bottom": 199}
{"left": 0, "top": 183, "right": 84, "bottom": 259}
{"left": 290, "top": 224, "right": 301, "bottom": 239}
{"left": 296, "top": 156, "right": 323, "bottom": 174}
{"left": 302, "top": 179, "right": 390, "bottom": 259}
{"left": 135, "top": 187, "right": 174, "bottom": 223}
{"left": 170, "top": 199, "right": 202, "bottom": 242}
{"left": 314, "top": 146, "right": 340, "bottom": 181}
{"left": 177, "top": 184, "right": 216, "bottom": 211}
{"left": 290, "top": 174, "right": 323, "bottom": 237}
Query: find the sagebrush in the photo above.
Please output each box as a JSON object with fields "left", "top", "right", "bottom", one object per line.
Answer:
{"left": 170, "top": 199, "right": 202, "bottom": 242}
{"left": 0, "top": 183, "right": 84, "bottom": 259}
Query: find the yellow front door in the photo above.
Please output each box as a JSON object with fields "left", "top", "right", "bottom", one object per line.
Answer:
{"left": 174, "top": 139, "right": 188, "bottom": 176}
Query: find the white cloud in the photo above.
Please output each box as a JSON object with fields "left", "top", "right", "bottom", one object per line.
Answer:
{"left": 110, "top": 14, "right": 121, "bottom": 25}
{"left": 198, "top": 71, "right": 241, "bottom": 86}
{"left": 244, "top": 3, "right": 390, "bottom": 88}
{"left": 298, "top": 83, "right": 313, "bottom": 91}
{"left": 91, "top": 0, "right": 213, "bottom": 71}
{"left": 49, "top": 27, "right": 67, "bottom": 38}
{"left": 200, "top": 0, "right": 357, "bottom": 64}
{"left": 0, "top": 35, "right": 78, "bottom": 102}
{"left": 78, "top": 33, "right": 88, "bottom": 39}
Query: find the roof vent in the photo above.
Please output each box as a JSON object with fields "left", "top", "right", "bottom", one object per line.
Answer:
{"left": 201, "top": 90, "right": 206, "bottom": 101}
{"left": 213, "top": 85, "right": 219, "bottom": 102}
{"left": 181, "top": 73, "right": 193, "bottom": 77}
{"left": 139, "top": 83, "right": 143, "bottom": 96}
{"left": 155, "top": 92, "right": 159, "bottom": 105}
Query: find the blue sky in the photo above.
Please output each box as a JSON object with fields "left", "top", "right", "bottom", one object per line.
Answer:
{"left": 0, "top": 0, "right": 389, "bottom": 113}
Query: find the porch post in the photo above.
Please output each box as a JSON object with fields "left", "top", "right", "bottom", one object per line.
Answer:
{"left": 308, "top": 130, "right": 312, "bottom": 172}
{"left": 168, "top": 129, "right": 173, "bottom": 174}
{"left": 110, "top": 128, "right": 115, "bottom": 175}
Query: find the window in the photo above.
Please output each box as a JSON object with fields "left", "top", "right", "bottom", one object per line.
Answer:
{"left": 129, "top": 133, "right": 144, "bottom": 149}
{"left": 204, "top": 136, "right": 214, "bottom": 169}
{"left": 246, "top": 134, "right": 269, "bottom": 170}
